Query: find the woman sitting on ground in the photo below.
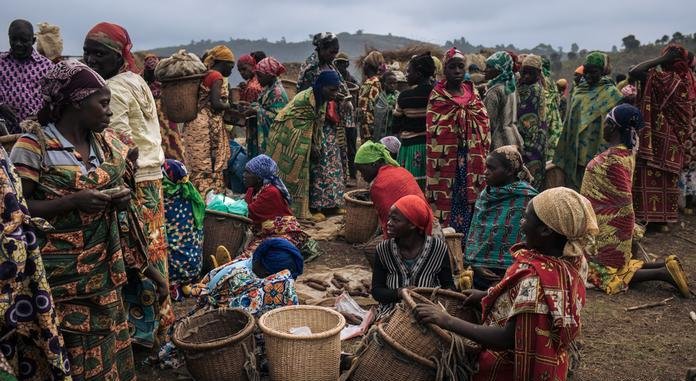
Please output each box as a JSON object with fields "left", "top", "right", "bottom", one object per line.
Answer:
{"left": 192, "top": 238, "right": 303, "bottom": 316}
{"left": 372, "top": 195, "right": 453, "bottom": 318}
{"left": 465, "top": 145, "right": 538, "bottom": 290}
{"left": 415, "top": 187, "right": 594, "bottom": 381}
{"left": 354, "top": 141, "right": 426, "bottom": 239}
{"left": 581, "top": 104, "right": 691, "bottom": 297}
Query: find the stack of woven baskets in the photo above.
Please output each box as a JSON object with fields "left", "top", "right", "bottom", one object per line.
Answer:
{"left": 345, "top": 288, "right": 480, "bottom": 381}
{"left": 343, "top": 189, "right": 379, "bottom": 244}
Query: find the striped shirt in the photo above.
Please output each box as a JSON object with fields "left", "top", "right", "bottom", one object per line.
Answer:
{"left": 10, "top": 123, "right": 101, "bottom": 183}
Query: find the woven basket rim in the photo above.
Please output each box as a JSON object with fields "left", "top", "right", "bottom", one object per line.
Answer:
{"left": 343, "top": 189, "right": 373, "bottom": 206}
{"left": 443, "top": 232, "right": 465, "bottom": 238}
{"left": 172, "top": 308, "right": 256, "bottom": 351}
{"left": 412, "top": 287, "right": 471, "bottom": 302}
{"left": 258, "top": 305, "right": 345, "bottom": 340}
{"left": 205, "top": 209, "right": 253, "bottom": 223}
{"left": 375, "top": 324, "right": 437, "bottom": 369}
{"left": 280, "top": 79, "right": 297, "bottom": 85}
{"left": 400, "top": 288, "right": 458, "bottom": 345}
{"left": 160, "top": 72, "right": 207, "bottom": 83}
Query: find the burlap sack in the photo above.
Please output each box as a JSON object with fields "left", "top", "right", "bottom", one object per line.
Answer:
{"left": 36, "top": 22, "right": 63, "bottom": 61}
{"left": 154, "top": 49, "right": 207, "bottom": 80}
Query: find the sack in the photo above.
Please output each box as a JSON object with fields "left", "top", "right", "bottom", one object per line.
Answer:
{"left": 155, "top": 50, "right": 207, "bottom": 81}
{"left": 36, "top": 23, "right": 63, "bottom": 61}
{"left": 225, "top": 140, "right": 248, "bottom": 194}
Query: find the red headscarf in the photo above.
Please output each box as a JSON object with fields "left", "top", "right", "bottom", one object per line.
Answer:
{"left": 662, "top": 43, "right": 696, "bottom": 98}
{"left": 86, "top": 22, "right": 139, "bottom": 73}
{"left": 505, "top": 50, "right": 521, "bottom": 73}
{"left": 393, "top": 195, "right": 434, "bottom": 235}
{"left": 255, "top": 57, "right": 286, "bottom": 77}
{"left": 238, "top": 54, "right": 257, "bottom": 68}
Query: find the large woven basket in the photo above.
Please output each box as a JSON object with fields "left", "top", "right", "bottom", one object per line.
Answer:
{"left": 444, "top": 232, "right": 465, "bottom": 275}
{"left": 346, "top": 324, "right": 436, "bottom": 381}
{"left": 0, "top": 134, "right": 21, "bottom": 153}
{"left": 172, "top": 308, "right": 257, "bottom": 381}
{"left": 343, "top": 189, "right": 379, "bottom": 244}
{"left": 202, "top": 210, "right": 252, "bottom": 273}
{"left": 281, "top": 79, "right": 297, "bottom": 100}
{"left": 412, "top": 288, "right": 481, "bottom": 324}
{"left": 160, "top": 73, "right": 205, "bottom": 123}
{"left": 258, "top": 305, "right": 345, "bottom": 381}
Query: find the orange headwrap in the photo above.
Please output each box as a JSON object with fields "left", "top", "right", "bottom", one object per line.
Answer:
{"left": 574, "top": 65, "right": 584, "bottom": 75}
{"left": 85, "top": 22, "right": 139, "bottom": 73}
{"left": 393, "top": 195, "right": 434, "bottom": 235}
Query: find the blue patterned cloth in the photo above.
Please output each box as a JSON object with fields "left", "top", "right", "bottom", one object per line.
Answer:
{"left": 449, "top": 146, "right": 475, "bottom": 238}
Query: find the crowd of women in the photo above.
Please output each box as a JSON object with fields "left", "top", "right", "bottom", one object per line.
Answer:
{"left": 0, "top": 17, "right": 694, "bottom": 381}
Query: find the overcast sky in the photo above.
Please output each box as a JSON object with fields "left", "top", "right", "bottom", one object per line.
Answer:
{"left": 1, "top": 0, "right": 694, "bottom": 56}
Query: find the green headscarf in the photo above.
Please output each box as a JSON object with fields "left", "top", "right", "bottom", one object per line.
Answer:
{"left": 584, "top": 51, "right": 608, "bottom": 71}
{"left": 542, "top": 56, "right": 551, "bottom": 78}
{"left": 161, "top": 160, "right": 206, "bottom": 229}
{"left": 486, "top": 51, "right": 516, "bottom": 95}
{"left": 354, "top": 141, "right": 399, "bottom": 166}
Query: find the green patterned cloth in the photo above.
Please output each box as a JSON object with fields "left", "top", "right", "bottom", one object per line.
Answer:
{"left": 543, "top": 75, "right": 565, "bottom": 162}
{"left": 486, "top": 51, "right": 517, "bottom": 95}
{"left": 552, "top": 77, "right": 622, "bottom": 189}
{"left": 267, "top": 88, "right": 326, "bottom": 218}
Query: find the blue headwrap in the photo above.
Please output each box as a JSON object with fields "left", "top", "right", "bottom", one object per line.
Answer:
{"left": 312, "top": 69, "right": 341, "bottom": 106}
{"left": 245, "top": 154, "right": 292, "bottom": 204}
{"left": 252, "top": 238, "right": 304, "bottom": 279}
{"left": 605, "top": 104, "right": 644, "bottom": 149}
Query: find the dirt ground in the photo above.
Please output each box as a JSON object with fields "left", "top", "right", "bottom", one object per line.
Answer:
{"left": 136, "top": 216, "right": 696, "bottom": 381}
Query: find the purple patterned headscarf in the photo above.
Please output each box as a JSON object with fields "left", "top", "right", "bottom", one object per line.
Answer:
{"left": 41, "top": 59, "right": 106, "bottom": 116}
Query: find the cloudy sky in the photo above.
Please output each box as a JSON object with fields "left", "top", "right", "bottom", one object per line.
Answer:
{"left": 1, "top": 0, "right": 693, "bottom": 55}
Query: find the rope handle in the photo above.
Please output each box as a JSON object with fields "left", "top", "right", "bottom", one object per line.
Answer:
{"left": 242, "top": 342, "right": 260, "bottom": 381}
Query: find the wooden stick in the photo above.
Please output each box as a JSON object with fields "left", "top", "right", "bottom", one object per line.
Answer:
{"left": 634, "top": 241, "right": 652, "bottom": 263}
{"left": 625, "top": 296, "right": 674, "bottom": 312}
{"left": 675, "top": 234, "right": 696, "bottom": 247}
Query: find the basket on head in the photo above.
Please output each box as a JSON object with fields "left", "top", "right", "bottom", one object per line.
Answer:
{"left": 202, "top": 210, "right": 252, "bottom": 273}
{"left": 160, "top": 73, "right": 205, "bottom": 123}
{"left": 346, "top": 324, "right": 436, "bottom": 381}
{"left": 172, "top": 308, "right": 257, "bottom": 381}
{"left": 343, "top": 189, "right": 379, "bottom": 243}
{"left": 281, "top": 79, "right": 297, "bottom": 100}
{"left": 258, "top": 305, "right": 345, "bottom": 381}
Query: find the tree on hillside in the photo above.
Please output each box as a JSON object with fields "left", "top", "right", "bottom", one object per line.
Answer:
{"left": 612, "top": 45, "right": 618, "bottom": 53}
{"left": 571, "top": 43, "right": 579, "bottom": 53}
{"left": 356, "top": 29, "right": 363, "bottom": 35}
{"left": 567, "top": 52, "right": 578, "bottom": 60}
{"left": 661, "top": 35, "right": 670, "bottom": 44}
{"left": 622, "top": 35, "right": 640, "bottom": 51}
{"left": 672, "top": 32, "right": 684, "bottom": 42}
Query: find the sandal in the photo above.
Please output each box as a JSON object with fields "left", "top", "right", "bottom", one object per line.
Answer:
{"left": 665, "top": 255, "right": 691, "bottom": 297}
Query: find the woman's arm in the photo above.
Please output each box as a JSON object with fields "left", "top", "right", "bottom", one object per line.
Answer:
{"left": 371, "top": 254, "right": 401, "bottom": 304}
{"left": 22, "top": 179, "right": 111, "bottom": 219}
{"left": 414, "top": 303, "right": 516, "bottom": 351}
{"left": 209, "top": 79, "right": 231, "bottom": 112}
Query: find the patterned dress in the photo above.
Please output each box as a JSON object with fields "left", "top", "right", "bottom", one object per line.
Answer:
{"left": 634, "top": 68, "right": 696, "bottom": 223}
{"left": 543, "top": 76, "right": 565, "bottom": 162}
{"left": 183, "top": 70, "right": 231, "bottom": 195}
{"left": 581, "top": 145, "right": 643, "bottom": 294}
{"left": 475, "top": 247, "right": 585, "bottom": 381}
{"left": 357, "top": 76, "right": 381, "bottom": 140}
{"left": 251, "top": 79, "right": 288, "bottom": 158}
{"left": 309, "top": 121, "right": 345, "bottom": 211}
{"left": 552, "top": 77, "right": 622, "bottom": 189}
{"left": 163, "top": 179, "right": 203, "bottom": 287}
{"left": 517, "top": 82, "right": 548, "bottom": 189}
{"left": 0, "top": 50, "right": 54, "bottom": 131}
{"left": 11, "top": 127, "right": 146, "bottom": 381}
{"left": 0, "top": 147, "right": 71, "bottom": 381}
{"left": 426, "top": 80, "right": 490, "bottom": 233}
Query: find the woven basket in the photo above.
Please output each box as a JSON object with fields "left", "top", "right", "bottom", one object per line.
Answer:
{"left": 202, "top": 210, "right": 252, "bottom": 273}
{"left": 544, "top": 162, "right": 565, "bottom": 189}
{"left": 444, "top": 232, "right": 465, "bottom": 275}
{"left": 412, "top": 288, "right": 481, "bottom": 324}
{"left": 0, "top": 134, "right": 21, "bottom": 153}
{"left": 172, "top": 308, "right": 257, "bottom": 381}
{"left": 347, "top": 324, "right": 436, "bottom": 381}
{"left": 343, "top": 189, "right": 379, "bottom": 244}
{"left": 281, "top": 79, "right": 297, "bottom": 100}
{"left": 160, "top": 73, "right": 205, "bottom": 123}
{"left": 258, "top": 305, "right": 345, "bottom": 381}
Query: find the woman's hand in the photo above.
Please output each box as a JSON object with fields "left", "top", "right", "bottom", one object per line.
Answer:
{"left": 145, "top": 264, "right": 170, "bottom": 305}
{"left": 463, "top": 289, "right": 488, "bottom": 307}
{"left": 109, "top": 187, "right": 132, "bottom": 211}
{"left": 413, "top": 303, "right": 451, "bottom": 328}
{"left": 69, "top": 190, "right": 112, "bottom": 213}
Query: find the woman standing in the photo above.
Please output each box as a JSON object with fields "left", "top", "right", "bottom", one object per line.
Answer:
{"left": 582, "top": 104, "right": 691, "bottom": 296}
{"left": 541, "top": 58, "right": 565, "bottom": 162}
{"left": 357, "top": 50, "right": 385, "bottom": 141}
{"left": 372, "top": 195, "right": 453, "bottom": 318}
{"left": 183, "top": 45, "right": 235, "bottom": 195}
{"left": 426, "top": 48, "right": 490, "bottom": 237}
{"left": 630, "top": 44, "right": 696, "bottom": 227}
{"left": 83, "top": 22, "right": 174, "bottom": 355}
{"left": 415, "top": 187, "right": 595, "bottom": 381}
{"left": 242, "top": 57, "right": 289, "bottom": 157}
{"left": 11, "top": 60, "right": 162, "bottom": 380}
{"left": 553, "top": 52, "right": 622, "bottom": 190}
{"left": 392, "top": 53, "right": 436, "bottom": 189}
{"left": 373, "top": 71, "right": 400, "bottom": 142}
{"left": 516, "top": 54, "right": 548, "bottom": 189}
{"left": 237, "top": 53, "right": 264, "bottom": 158}
{"left": 484, "top": 51, "right": 523, "bottom": 149}
{"left": 267, "top": 70, "right": 342, "bottom": 220}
